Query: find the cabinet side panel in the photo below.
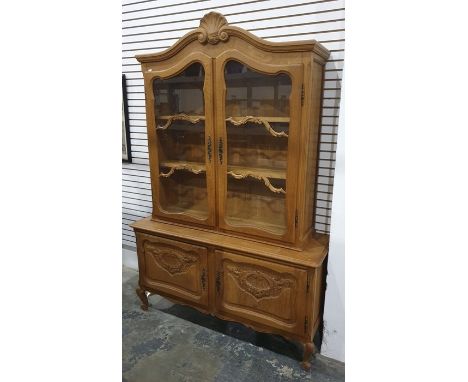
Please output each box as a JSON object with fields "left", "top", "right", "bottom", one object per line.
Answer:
{"left": 301, "top": 61, "right": 324, "bottom": 240}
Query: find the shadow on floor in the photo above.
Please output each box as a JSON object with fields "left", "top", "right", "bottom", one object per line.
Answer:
{"left": 158, "top": 302, "right": 305, "bottom": 362}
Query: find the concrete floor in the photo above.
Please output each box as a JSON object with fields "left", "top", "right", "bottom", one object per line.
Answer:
{"left": 123, "top": 267, "right": 345, "bottom": 382}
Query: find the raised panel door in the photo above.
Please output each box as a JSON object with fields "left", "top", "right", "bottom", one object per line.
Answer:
{"left": 137, "top": 233, "right": 209, "bottom": 308}
{"left": 214, "top": 250, "right": 308, "bottom": 336}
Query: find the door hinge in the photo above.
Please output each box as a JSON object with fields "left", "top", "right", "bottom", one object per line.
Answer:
{"left": 295, "top": 210, "right": 298, "bottom": 227}
{"left": 306, "top": 274, "right": 310, "bottom": 293}
{"left": 201, "top": 268, "right": 206, "bottom": 291}
{"left": 304, "top": 316, "right": 308, "bottom": 334}
{"left": 301, "top": 84, "right": 304, "bottom": 106}
{"left": 216, "top": 271, "right": 222, "bottom": 294}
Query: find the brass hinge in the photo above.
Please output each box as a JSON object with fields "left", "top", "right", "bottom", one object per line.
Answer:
{"left": 301, "top": 84, "right": 305, "bottom": 106}
{"left": 304, "top": 316, "right": 308, "bottom": 334}
{"left": 295, "top": 210, "right": 298, "bottom": 227}
{"left": 306, "top": 274, "right": 310, "bottom": 293}
{"left": 216, "top": 271, "right": 222, "bottom": 294}
{"left": 201, "top": 268, "right": 206, "bottom": 291}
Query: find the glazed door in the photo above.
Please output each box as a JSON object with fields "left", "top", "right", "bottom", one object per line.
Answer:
{"left": 214, "top": 250, "right": 308, "bottom": 336}
{"left": 144, "top": 53, "right": 216, "bottom": 227}
{"left": 214, "top": 50, "right": 303, "bottom": 243}
{"left": 137, "top": 233, "right": 209, "bottom": 308}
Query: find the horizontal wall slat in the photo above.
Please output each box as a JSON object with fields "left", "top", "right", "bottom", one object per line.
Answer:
{"left": 123, "top": 5, "right": 343, "bottom": 32}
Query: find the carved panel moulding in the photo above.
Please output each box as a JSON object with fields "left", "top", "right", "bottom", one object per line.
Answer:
{"left": 226, "top": 116, "right": 289, "bottom": 138}
{"left": 156, "top": 114, "right": 205, "bottom": 130}
{"left": 196, "top": 12, "right": 230, "bottom": 45}
{"left": 225, "top": 260, "right": 296, "bottom": 300}
{"left": 144, "top": 241, "right": 198, "bottom": 275}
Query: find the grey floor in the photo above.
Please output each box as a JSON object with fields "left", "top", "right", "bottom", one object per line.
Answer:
{"left": 123, "top": 267, "right": 344, "bottom": 382}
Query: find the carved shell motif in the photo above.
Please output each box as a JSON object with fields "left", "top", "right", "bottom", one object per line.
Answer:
{"left": 197, "top": 12, "right": 229, "bottom": 45}
{"left": 144, "top": 242, "right": 198, "bottom": 275}
{"left": 226, "top": 261, "right": 295, "bottom": 300}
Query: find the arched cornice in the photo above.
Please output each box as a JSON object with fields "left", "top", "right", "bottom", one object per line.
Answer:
{"left": 135, "top": 12, "right": 330, "bottom": 63}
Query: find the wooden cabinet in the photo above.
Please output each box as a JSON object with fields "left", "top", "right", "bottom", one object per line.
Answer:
{"left": 131, "top": 12, "right": 330, "bottom": 371}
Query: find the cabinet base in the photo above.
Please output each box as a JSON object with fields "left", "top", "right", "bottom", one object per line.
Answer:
{"left": 132, "top": 219, "right": 328, "bottom": 371}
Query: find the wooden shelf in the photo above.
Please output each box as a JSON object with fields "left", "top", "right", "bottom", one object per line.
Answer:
{"left": 156, "top": 114, "right": 205, "bottom": 130}
{"left": 224, "top": 72, "right": 291, "bottom": 86}
{"left": 158, "top": 115, "right": 204, "bottom": 120}
{"left": 227, "top": 165, "right": 286, "bottom": 194}
{"left": 227, "top": 165, "right": 286, "bottom": 180}
{"left": 227, "top": 116, "right": 289, "bottom": 123}
{"left": 226, "top": 116, "right": 289, "bottom": 138}
{"left": 161, "top": 204, "right": 208, "bottom": 220}
{"left": 225, "top": 216, "right": 286, "bottom": 236}
{"left": 159, "top": 161, "right": 206, "bottom": 177}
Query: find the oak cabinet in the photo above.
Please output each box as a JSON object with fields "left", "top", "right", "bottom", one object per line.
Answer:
{"left": 131, "top": 11, "right": 330, "bottom": 370}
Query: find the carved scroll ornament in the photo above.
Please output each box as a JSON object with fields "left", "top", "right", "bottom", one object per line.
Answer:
{"left": 144, "top": 241, "right": 198, "bottom": 275}
{"left": 160, "top": 163, "right": 206, "bottom": 178}
{"left": 226, "top": 116, "right": 288, "bottom": 138}
{"left": 227, "top": 170, "right": 286, "bottom": 194}
{"left": 156, "top": 114, "right": 204, "bottom": 130}
{"left": 196, "top": 12, "right": 230, "bottom": 45}
{"left": 226, "top": 261, "right": 295, "bottom": 300}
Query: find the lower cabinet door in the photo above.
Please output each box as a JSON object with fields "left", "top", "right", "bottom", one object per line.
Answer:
{"left": 137, "top": 233, "right": 208, "bottom": 308}
{"left": 214, "top": 250, "right": 308, "bottom": 336}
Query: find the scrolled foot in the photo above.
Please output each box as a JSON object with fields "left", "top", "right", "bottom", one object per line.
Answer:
{"left": 301, "top": 342, "right": 315, "bottom": 371}
{"left": 136, "top": 287, "right": 149, "bottom": 311}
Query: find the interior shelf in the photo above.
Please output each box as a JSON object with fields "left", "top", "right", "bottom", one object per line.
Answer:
{"left": 158, "top": 115, "right": 205, "bottom": 120}
{"left": 225, "top": 216, "right": 286, "bottom": 236}
{"left": 226, "top": 116, "right": 289, "bottom": 138}
{"left": 156, "top": 114, "right": 205, "bottom": 130}
{"left": 227, "top": 165, "right": 286, "bottom": 194}
{"left": 227, "top": 116, "right": 290, "bottom": 123}
{"left": 227, "top": 165, "right": 286, "bottom": 180}
{"left": 159, "top": 161, "right": 206, "bottom": 177}
{"left": 160, "top": 203, "right": 209, "bottom": 220}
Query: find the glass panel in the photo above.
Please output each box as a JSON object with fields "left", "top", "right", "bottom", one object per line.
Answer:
{"left": 153, "top": 62, "right": 208, "bottom": 219}
{"left": 224, "top": 60, "right": 291, "bottom": 235}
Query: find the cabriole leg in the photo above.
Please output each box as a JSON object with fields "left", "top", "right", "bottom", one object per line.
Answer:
{"left": 300, "top": 342, "right": 316, "bottom": 371}
{"left": 136, "top": 287, "right": 149, "bottom": 311}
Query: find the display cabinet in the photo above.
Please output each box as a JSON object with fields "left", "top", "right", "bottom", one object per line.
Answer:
{"left": 131, "top": 12, "right": 330, "bottom": 370}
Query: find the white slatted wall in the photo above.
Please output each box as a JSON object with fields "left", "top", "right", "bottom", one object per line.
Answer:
{"left": 122, "top": 0, "right": 344, "bottom": 249}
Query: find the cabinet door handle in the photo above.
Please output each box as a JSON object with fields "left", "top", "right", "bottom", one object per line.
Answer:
{"left": 207, "top": 136, "right": 212, "bottom": 163}
{"left": 201, "top": 268, "right": 206, "bottom": 291}
{"left": 218, "top": 138, "right": 223, "bottom": 164}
